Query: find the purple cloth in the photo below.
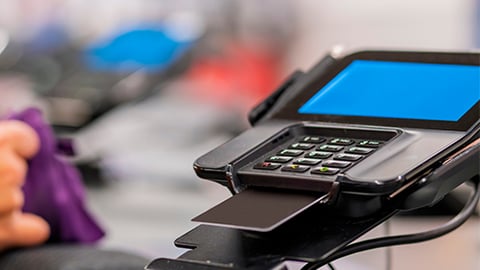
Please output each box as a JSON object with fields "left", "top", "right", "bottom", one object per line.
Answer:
{"left": 6, "top": 108, "right": 105, "bottom": 243}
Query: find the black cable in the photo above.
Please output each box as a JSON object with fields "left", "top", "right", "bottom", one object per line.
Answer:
{"left": 301, "top": 179, "right": 480, "bottom": 270}
{"left": 327, "top": 263, "right": 335, "bottom": 270}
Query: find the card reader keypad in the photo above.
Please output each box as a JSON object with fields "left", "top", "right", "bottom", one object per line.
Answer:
{"left": 253, "top": 136, "right": 384, "bottom": 176}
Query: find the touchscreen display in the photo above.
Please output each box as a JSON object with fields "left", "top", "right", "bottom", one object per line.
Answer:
{"left": 298, "top": 60, "right": 480, "bottom": 122}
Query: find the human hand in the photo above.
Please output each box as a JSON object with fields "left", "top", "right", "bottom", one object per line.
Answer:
{"left": 0, "top": 120, "right": 50, "bottom": 251}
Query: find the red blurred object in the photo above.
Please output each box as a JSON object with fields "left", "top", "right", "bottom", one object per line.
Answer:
{"left": 186, "top": 43, "right": 283, "bottom": 113}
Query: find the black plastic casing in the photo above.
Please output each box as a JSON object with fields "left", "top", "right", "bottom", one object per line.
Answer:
{"left": 193, "top": 50, "right": 480, "bottom": 215}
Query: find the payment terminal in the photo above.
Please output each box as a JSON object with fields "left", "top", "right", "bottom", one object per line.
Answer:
{"left": 193, "top": 50, "right": 480, "bottom": 230}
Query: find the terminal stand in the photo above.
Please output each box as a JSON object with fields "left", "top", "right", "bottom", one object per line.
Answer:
{"left": 146, "top": 204, "right": 398, "bottom": 270}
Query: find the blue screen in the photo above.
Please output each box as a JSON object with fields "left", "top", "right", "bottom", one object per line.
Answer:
{"left": 298, "top": 60, "right": 480, "bottom": 121}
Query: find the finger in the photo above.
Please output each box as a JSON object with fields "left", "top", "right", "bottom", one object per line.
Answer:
{"left": 0, "top": 121, "right": 40, "bottom": 159}
{"left": 0, "top": 212, "right": 50, "bottom": 251}
{"left": 0, "top": 187, "right": 23, "bottom": 215}
{"left": 0, "top": 150, "right": 28, "bottom": 187}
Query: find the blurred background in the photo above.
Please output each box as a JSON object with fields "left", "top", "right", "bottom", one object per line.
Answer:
{"left": 0, "top": 0, "right": 479, "bottom": 269}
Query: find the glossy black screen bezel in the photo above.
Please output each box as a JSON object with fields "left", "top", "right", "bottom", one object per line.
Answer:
{"left": 274, "top": 51, "right": 480, "bottom": 131}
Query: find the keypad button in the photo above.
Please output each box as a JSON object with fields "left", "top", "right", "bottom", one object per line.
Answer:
{"left": 266, "top": 156, "right": 292, "bottom": 163}
{"left": 251, "top": 135, "right": 385, "bottom": 176}
{"left": 289, "top": 143, "right": 315, "bottom": 150}
{"left": 301, "top": 136, "right": 326, "bottom": 144}
{"left": 306, "top": 151, "right": 332, "bottom": 159}
{"left": 311, "top": 166, "right": 339, "bottom": 175}
{"left": 329, "top": 138, "right": 354, "bottom": 146}
{"left": 317, "top": 145, "right": 344, "bottom": 152}
{"left": 278, "top": 149, "right": 304, "bottom": 157}
{"left": 334, "top": 153, "right": 363, "bottom": 161}
{"left": 281, "top": 164, "right": 310, "bottom": 173}
{"left": 357, "top": 140, "right": 382, "bottom": 148}
{"left": 254, "top": 162, "right": 281, "bottom": 170}
{"left": 293, "top": 158, "right": 322, "bottom": 165}
{"left": 322, "top": 160, "right": 351, "bottom": 168}
{"left": 346, "top": 147, "right": 374, "bottom": 155}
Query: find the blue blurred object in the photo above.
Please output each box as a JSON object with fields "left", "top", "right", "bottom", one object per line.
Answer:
{"left": 84, "top": 26, "right": 194, "bottom": 73}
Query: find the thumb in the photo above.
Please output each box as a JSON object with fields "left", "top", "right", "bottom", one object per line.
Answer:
{"left": 0, "top": 212, "right": 50, "bottom": 251}
{"left": 0, "top": 120, "right": 40, "bottom": 159}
